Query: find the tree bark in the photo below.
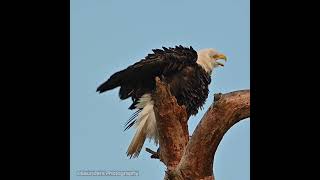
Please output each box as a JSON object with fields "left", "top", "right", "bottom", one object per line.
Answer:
{"left": 150, "top": 78, "right": 250, "bottom": 180}
{"left": 152, "top": 77, "right": 189, "bottom": 170}
{"left": 175, "top": 90, "right": 250, "bottom": 179}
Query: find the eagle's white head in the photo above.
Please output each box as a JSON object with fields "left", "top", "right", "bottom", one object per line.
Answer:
{"left": 196, "top": 48, "right": 227, "bottom": 74}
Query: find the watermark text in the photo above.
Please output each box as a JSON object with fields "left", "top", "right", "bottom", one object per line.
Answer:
{"left": 76, "top": 170, "right": 139, "bottom": 176}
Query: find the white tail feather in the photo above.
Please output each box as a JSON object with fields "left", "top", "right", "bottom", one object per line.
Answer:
{"left": 126, "top": 94, "right": 158, "bottom": 158}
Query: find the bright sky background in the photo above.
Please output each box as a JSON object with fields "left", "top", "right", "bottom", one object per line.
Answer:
{"left": 71, "top": 0, "right": 250, "bottom": 179}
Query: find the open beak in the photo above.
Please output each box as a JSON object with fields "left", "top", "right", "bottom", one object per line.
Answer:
{"left": 214, "top": 54, "right": 227, "bottom": 67}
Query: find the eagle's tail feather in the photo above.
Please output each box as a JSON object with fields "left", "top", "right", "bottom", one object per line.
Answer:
{"left": 126, "top": 94, "right": 157, "bottom": 158}
{"left": 126, "top": 111, "right": 149, "bottom": 158}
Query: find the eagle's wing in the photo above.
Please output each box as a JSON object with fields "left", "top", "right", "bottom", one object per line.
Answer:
{"left": 96, "top": 45, "right": 197, "bottom": 100}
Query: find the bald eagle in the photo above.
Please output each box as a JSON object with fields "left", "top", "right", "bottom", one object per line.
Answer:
{"left": 97, "top": 46, "right": 227, "bottom": 158}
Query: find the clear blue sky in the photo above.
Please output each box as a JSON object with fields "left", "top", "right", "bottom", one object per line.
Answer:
{"left": 71, "top": 0, "right": 250, "bottom": 179}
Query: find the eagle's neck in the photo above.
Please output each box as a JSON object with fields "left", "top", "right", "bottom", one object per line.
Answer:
{"left": 196, "top": 55, "right": 214, "bottom": 74}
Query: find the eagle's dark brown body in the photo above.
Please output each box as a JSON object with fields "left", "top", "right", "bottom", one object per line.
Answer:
{"left": 97, "top": 46, "right": 211, "bottom": 123}
{"left": 97, "top": 46, "right": 211, "bottom": 129}
{"left": 97, "top": 46, "right": 212, "bottom": 157}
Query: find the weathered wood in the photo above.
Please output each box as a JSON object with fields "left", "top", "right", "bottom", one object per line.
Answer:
{"left": 152, "top": 77, "right": 189, "bottom": 171}
{"left": 151, "top": 77, "right": 250, "bottom": 180}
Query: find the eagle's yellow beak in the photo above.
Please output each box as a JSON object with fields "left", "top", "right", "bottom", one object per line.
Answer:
{"left": 214, "top": 54, "right": 227, "bottom": 67}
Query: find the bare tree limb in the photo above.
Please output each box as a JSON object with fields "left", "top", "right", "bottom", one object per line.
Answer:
{"left": 175, "top": 90, "right": 250, "bottom": 179}
{"left": 146, "top": 147, "right": 160, "bottom": 159}
{"left": 152, "top": 77, "right": 250, "bottom": 180}
{"left": 152, "top": 77, "right": 189, "bottom": 170}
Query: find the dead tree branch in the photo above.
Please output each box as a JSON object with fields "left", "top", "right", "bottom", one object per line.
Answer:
{"left": 175, "top": 90, "right": 250, "bottom": 179}
{"left": 152, "top": 77, "right": 189, "bottom": 170}
{"left": 151, "top": 77, "right": 250, "bottom": 180}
